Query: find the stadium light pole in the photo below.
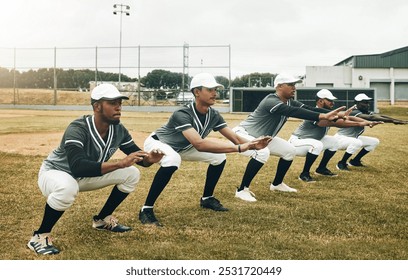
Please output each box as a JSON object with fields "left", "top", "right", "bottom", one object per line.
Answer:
{"left": 113, "top": 4, "right": 130, "bottom": 86}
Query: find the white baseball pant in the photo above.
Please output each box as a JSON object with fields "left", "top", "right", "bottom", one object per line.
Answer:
{"left": 144, "top": 134, "right": 226, "bottom": 168}
{"left": 334, "top": 134, "right": 380, "bottom": 154}
{"left": 288, "top": 135, "right": 339, "bottom": 157}
{"left": 232, "top": 126, "right": 296, "bottom": 163}
{"left": 38, "top": 164, "right": 140, "bottom": 211}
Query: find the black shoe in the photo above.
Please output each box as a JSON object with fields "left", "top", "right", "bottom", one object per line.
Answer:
{"left": 315, "top": 168, "right": 338, "bottom": 177}
{"left": 336, "top": 161, "right": 350, "bottom": 171}
{"left": 139, "top": 208, "right": 163, "bottom": 227}
{"left": 92, "top": 215, "right": 132, "bottom": 232}
{"left": 348, "top": 159, "right": 365, "bottom": 167}
{"left": 298, "top": 172, "right": 316, "bottom": 183}
{"left": 200, "top": 197, "right": 228, "bottom": 211}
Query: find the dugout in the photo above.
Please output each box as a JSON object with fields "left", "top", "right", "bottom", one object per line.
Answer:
{"left": 229, "top": 87, "right": 376, "bottom": 113}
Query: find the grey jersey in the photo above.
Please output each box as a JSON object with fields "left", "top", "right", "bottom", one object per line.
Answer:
{"left": 292, "top": 119, "right": 329, "bottom": 140}
{"left": 239, "top": 93, "right": 321, "bottom": 137}
{"left": 154, "top": 102, "right": 228, "bottom": 152}
{"left": 337, "top": 109, "right": 373, "bottom": 138}
{"left": 42, "top": 115, "right": 135, "bottom": 176}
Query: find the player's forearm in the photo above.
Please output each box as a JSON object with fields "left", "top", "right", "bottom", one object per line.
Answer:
{"left": 100, "top": 161, "right": 124, "bottom": 175}
{"left": 334, "top": 119, "right": 367, "bottom": 127}
{"left": 193, "top": 138, "right": 238, "bottom": 153}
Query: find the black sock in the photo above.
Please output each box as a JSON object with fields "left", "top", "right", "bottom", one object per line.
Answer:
{"left": 238, "top": 158, "right": 264, "bottom": 191}
{"left": 317, "top": 150, "right": 336, "bottom": 170}
{"left": 352, "top": 148, "right": 369, "bottom": 162}
{"left": 302, "top": 152, "right": 318, "bottom": 174}
{"left": 340, "top": 152, "right": 353, "bottom": 164}
{"left": 203, "top": 160, "right": 226, "bottom": 197}
{"left": 36, "top": 203, "right": 64, "bottom": 234}
{"left": 144, "top": 166, "right": 178, "bottom": 207}
{"left": 272, "top": 158, "right": 293, "bottom": 186}
{"left": 95, "top": 185, "right": 129, "bottom": 220}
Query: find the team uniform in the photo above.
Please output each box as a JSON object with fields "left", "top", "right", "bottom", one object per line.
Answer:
{"left": 233, "top": 93, "right": 326, "bottom": 164}
{"left": 334, "top": 109, "right": 379, "bottom": 160}
{"left": 38, "top": 115, "right": 142, "bottom": 212}
{"left": 27, "top": 83, "right": 157, "bottom": 255}
{"left": 140, "top": 101, "right": 229, "bottom": 226}
{"left": 289, "top": 118, "right": 338, "bottom": 157}
{"left": 144, "top": 102, "right": 227, "bottom": 167}
{"left": 230, "top": 92, "right": 333, "bottom": 195}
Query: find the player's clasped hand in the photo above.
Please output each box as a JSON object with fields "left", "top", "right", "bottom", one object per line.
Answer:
{"left": 143, "top": 149, "right": 165, "bottom": 164}
{"left": 247, "top": 135, "right": 273, "bottom": 150}
{"left": 120, "top": 151, "right": 148, "bottom": 167}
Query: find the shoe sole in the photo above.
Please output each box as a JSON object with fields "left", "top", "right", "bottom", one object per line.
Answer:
{"left": 336, "top": 165, "right": 350, "bottom": 171}
{"left": 92, "top": 226, "right": 132, "bottom": 232}
{"left": 200, "top": 205, "right": 229, "bottom": 211}
{"left": 235, "top": 196, "right": 257, "bottom": 202}
{"left": 315, "top": 172, "right": 338, "bottom": 177}
{"left": 27, "top": 242, "right": 60, "bottom": 255}
{"left": 270, "top": 188, "right": 297, "bottom": 192}
{"left": 298, "top": 177, "right": 316, "bottom": 183}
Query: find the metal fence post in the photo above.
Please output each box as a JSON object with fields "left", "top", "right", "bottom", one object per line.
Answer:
{"left": 13, "top": 47, "right": 16, "bottom": 105}
{"left": 53, "top": 47, "right": 57, "bottom": 105}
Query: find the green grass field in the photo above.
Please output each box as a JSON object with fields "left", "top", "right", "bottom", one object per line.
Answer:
{"left": 0, "top": 107, "right": 407, "bottom": 260}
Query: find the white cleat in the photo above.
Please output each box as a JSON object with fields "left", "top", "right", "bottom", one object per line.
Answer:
{"left": 235, "top": 187, "right": 257, "bottom": 202}
{"left": 270, "top": 182, "right": 297, "bottom": 192}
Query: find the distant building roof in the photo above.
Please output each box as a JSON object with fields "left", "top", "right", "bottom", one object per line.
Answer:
{"left": 334, "top": 46, "right": 408, "bottom": 68}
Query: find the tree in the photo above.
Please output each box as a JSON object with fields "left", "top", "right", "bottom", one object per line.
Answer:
{"left": 231, "top": 72, "right": 277, "bottom": 88}
{"left": 0, "top": 67, "right": 15, "bottom": 88}
{"left": 141, "top": 69, "right": 185, "bottom": 89}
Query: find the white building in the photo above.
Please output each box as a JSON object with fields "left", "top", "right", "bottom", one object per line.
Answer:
{"left": 304, "top": 46, "right": 408, "bottom": 104}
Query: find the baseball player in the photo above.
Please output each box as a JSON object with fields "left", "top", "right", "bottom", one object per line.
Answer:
{"left": 139, "top": 73, "right": 272, "bottom": 226}
{"left": 233, "top": 73, "right": 347, "bottom": 202}
{"left": 27, "top": 84, "right": 164, "bottom": 255}
{"left": 335, "top": 93, "right": 406, "bottom": 170}
{"left": 289, "top": 89, "right": 375, "bottom": 182}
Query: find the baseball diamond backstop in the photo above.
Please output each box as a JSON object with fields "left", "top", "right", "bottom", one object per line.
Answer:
{"left": 229, "top": 87, "right": 376, "bottom": 113}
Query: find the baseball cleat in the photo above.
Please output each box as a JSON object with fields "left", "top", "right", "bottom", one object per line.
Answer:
{"left": 235, "top": 187, "right": 257, "bottom": 202}
{"left": 298, "top": 172, "right": 316, "bottom": 183}
{"left": 200, "top": 197, "right": 229, "bottom": 211}
{"left": 139, "top": 208, "right": 163, "bottom": 227}
{"left": 348, "top": 159, "right": 365, "bottom": 167}
{"left": 270, "top": 182, "right": 297, "bottom": 192}
{"left": 336, "top": 161, "right": 350, "bottom": 171}
{"left": 315, "top": 168, "right": 338, "bottom": 177}
{"left": 27, "top": 233, "right": 60, "bottom": 255}
{"left": 92, "top": 215, "right": 131, "bottom": 232}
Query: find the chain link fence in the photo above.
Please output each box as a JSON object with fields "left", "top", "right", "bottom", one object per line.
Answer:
{"left": 0, "top": 44, "right": 231, "bottom": 106}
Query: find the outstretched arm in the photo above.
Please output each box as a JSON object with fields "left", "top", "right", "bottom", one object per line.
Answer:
{"left": 357, "top": 113, "right": 408, "bottom": 124}
{"left": 181, "top": 127, "right": 272, "bottom": 154}
{"left": 318, "top": 106, "right": 347, "bottom": 121}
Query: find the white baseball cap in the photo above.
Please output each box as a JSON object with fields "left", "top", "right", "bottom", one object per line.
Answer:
{"left": 316, "top": 89, "right": 337, "bottom": 100}
{"left": 189, "top": 73, "right": 224, "bottom": 90}
{"left": 273, "top": 73, "right": 302, "bottom": 88}
{"left": 91, "top": 84, "right": 129, "bottom": 101}
{"left": 354, "top": 93, "right": 372, "bottom": 102}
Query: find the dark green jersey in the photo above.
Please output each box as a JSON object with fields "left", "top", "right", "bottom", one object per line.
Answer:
{"left": 239, "top": 93, "right": 321, "bottom": 137}
{"left": 154, "top": 102, "right": 227, "bottom": 152}
{"left": 337, "top": 109, "right": 372, "bottom": 138}
{"left": 42, "top": 115, "right": 136, "bottom": 177}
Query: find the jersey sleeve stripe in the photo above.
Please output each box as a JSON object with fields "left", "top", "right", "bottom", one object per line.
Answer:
{"left": 269, "top": 102, "right": 283, "bottom": 113}
{"left": 65, "top": 140, "right": 84, "bottom": 147}
{"left": 214, "top": 122, "right": 227, "bottom": 129}
{"left": 121, "top": 139, "right": 134, "bottom": 146}
{"left": 175, "top": 123, "right": 192, "bottom": 130}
